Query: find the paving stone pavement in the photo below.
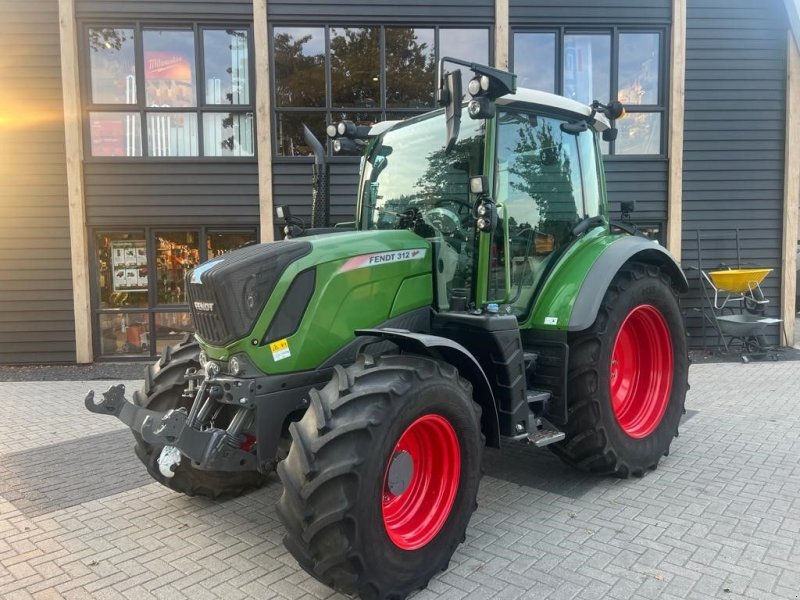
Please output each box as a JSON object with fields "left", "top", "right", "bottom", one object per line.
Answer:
{"left": 1, "top": 362, "right": 799, "bottom": 600}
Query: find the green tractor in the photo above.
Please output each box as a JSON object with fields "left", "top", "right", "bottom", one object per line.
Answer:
{"left": 86, "top": 59, "right": 689, "bottom": 599}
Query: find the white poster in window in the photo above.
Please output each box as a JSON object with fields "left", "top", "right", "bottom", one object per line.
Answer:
{"left": 111, "top": 240, "right": 148, "bottom": 292}
{"left": 564, "top": 37, "right": 593, "bottom": 104}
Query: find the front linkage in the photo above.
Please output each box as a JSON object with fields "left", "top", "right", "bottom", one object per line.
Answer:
{"left": 84, "top": 373, "right": 258, "bottom": 475}
{"left": 85, "top": 350, "right": 325, "bottom": 482}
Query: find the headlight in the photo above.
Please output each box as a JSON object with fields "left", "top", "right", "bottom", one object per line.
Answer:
{"left": 326, "top": 124, "right": 338, "bottom": 138}
{"left": 229, "top": 356, "right": 243, "bottom": 376}
{"left": 205, "top": 360, "right": 221, "bottom": 378}
{"left": 467, "top": 77, "right": 482, "bottom": 97}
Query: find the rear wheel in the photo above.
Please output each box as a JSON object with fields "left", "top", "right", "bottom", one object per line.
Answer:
{"left": 551, "top": 262, "right": 688, "bottom": 477}
{"left": 132, "top": 335, "right": 269, "bottom": 498}
{"left": 277, "top": 354, "right": 483, "bottom": 600}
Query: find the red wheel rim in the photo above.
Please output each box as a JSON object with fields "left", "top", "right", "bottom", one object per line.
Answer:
{"left": 610, "top": 304, "right": 674, "bottom": 439}
{"left": 382, "top": 414, "right": 461, "bottom": 550}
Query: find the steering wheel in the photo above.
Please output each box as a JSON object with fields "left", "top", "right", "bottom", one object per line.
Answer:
{"left": 424, "top": 207, "right": 462, "bottom": 236}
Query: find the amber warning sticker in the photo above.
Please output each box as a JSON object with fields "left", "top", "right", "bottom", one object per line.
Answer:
{"left": 269, "top": 338, "right": 291, "bottom": 361}
{"left": 339, "top": 248, "right": 427, "bottom": 272}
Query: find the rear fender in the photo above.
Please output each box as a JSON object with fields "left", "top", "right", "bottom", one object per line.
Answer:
{"left": 525, "top": 231, "right": 687, "bottom": 332}
{"left": 569, "top": 237, "right": 688, "bottom": 332}
{"left": 355, "top": 329, "right": 501, "bottom": 448}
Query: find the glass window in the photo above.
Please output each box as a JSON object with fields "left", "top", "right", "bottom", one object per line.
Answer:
{"left": 271, "top": 25, "right": 491, "bottom": 158}
{"left": 146, "top": 112, "right": 198, "bottom": 156}
{"left": 89, "top": 112, "right": 142, "bottom": 157}
{"left": 615, "top": 112, "right": 661, "bottom": 155}
{"left": 275, "top": 111, "right": 328, "bottom": 157}
{"left": 493, "top": 111, "right": 585, "bottom": 312}
{"left": 143, "top": 30, "right": 197, "bottom": 107}
{"left": 154, "top": 312, "right": 193, "bottom": 353}
{"left": 207, "top": 230, "right": 258, "bottom": 258}
{"left": 273, "top": 27, "right": 326, "bottom": 107}
{"left": 95, "top": 232, "right": 148, "bottom": 308}
{"left": 156, "top": 231, "right": 200, "bottom": 304}
{"left": 513, "top": 33, "right": 556, "bottom": 93}
{"left": 439, "top": 28, "right": 489, "bottom": 65}
{"left": 203, "top": 29, "right": 250, "bottom": 105}
{"left": 385, "top": 28, "right": 435, "bottom": 108}
{"left": 360, "top": 108, "right": 484, "bottom": 309}
{"left": 203, "top": 112, "right": 254, "bottom": 157}
{"left": 618, "top": 33, "right": 660, "bottom": 106}
{"left": 99, "top": 313, "right": 151, "bottom": 355}
{"left": 563, "top": 34, "right": 610, "bottom": 105}
{"left": 330, "top": 27, "right": 380, "bottom": 108}
{"left": 88, "top": 27, "right": 136, "bottom": 104}
{"left": 578, "top": 130, "right": 602, "bottom": 217}
{"left": 440, "top": 29, "right": 490, "bottom": 97}
{"left": 512, "top": 29, "right": 665, "bottom": 155}
{"left": 87, "top": 24, "right": 255, "bottom": 158}
{"left": 94, "top": 227, "right": 259, "bottom": 358}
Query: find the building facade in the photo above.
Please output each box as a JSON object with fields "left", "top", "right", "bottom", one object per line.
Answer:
{"left": 0, "top": 0, "right": 798, "bottom": 363}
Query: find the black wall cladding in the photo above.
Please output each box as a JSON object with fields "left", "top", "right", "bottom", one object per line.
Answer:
{"left": 681, "top": 0, "right": 788, "bottom": 347}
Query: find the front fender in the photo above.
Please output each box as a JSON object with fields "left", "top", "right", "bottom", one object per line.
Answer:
{"left": 355, "top": 328, "right": 501, "bottom": 448}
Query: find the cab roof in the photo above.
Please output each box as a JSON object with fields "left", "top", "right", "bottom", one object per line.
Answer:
{"left": 497, "top": 88, "right": 610, "bottom": 130}
{"left": 367, "top": 87, "right": 610, "bottom": 137}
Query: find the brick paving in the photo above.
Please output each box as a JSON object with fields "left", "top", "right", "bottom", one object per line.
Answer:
{"left": 0, "top": 362, "right": 799, "bottom": 600}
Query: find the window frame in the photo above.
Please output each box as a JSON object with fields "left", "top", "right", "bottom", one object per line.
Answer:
{"left": 81, "top": 21, "right": 257, "bottom": 161}
{"left": 510, "top": 26, "right": 668, "bottom": 158}
{"left": 269, "top": 24, "right": 494, "bottom": 161}
{"left": 89, "top": 225, "right": 259, "bottom": 360}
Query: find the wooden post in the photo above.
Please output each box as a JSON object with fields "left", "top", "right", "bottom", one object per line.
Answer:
{"left": 254, "top": 0, "right": 275, "bottom": 242}
{"left": 781, "top": 32, "right": 800, "bottom": 346}
{"left": 667, "top": 0, "right": 687, "bottom": 259}
{"left": 494, "top": 0, "right": 509, "bottom": 70}
{"left": 58, "top": 0, "right": 92, "bottom": 363}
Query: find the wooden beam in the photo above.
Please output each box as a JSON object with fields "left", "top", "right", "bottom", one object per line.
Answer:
{"left": 494, "top": 0, "right": 509, "bottom": 70}
{"left": 58, "top": 0, "right": 92, "bottom": 363}
{"left": 666, "top": 0, "right": 686, "bottom": 259}
{"left": 254, "top": 0, "right": 275, "bottom": 242}
{"left": 781, "top": 32, "right": 800, "bottom": 346}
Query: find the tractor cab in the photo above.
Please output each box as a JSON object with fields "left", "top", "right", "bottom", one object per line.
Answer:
{"left": 353, "top": 85, "right": 613, "bottom": 319}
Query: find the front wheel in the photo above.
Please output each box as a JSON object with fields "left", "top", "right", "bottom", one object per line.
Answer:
{"left": 551, "top": 262, "right": 689, "bottom": 477}
{"left": 131, "top": 336, "right": 269, "bottom": 498}
{"left": 277, "top": 354, "right": 483, "bottom": 600}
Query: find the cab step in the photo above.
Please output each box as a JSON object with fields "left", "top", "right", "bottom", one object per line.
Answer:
{"left": 528, "top": 418, "right": 566, "bottom": 448}
{"left": 527, "top": 428, "right": 565, "bottom": 448}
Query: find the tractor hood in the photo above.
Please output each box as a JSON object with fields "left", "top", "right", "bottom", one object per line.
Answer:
{"left": 187, "top": 230, "right": 433, "bottom": 375}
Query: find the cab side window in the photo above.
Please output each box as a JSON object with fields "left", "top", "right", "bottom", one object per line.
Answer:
{"left": 490, "top": 111, "right": 587, "bottom": 316}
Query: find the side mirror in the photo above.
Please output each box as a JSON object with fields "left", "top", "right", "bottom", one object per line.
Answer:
{"left": 469, "top": 175, "right": 489, "bottom": 195}
{"left": 440, "top": 69, "right": 462, "bottom": 153}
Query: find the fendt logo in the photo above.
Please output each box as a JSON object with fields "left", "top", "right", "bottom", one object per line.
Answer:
{"left": 193, "top": 301, "right": 214, "bottom": 311}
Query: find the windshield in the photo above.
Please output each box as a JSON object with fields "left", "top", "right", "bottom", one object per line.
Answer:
{"left": 359, "top": 108, "right": 485, "bottom": 309}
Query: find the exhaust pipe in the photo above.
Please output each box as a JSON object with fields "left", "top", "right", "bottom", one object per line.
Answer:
{"left": 303, "top": 125, "right": 329, "bottom": 228}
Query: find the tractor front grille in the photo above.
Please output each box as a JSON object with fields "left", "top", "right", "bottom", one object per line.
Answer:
{"left": 186, "top": 240, "right": 312, "bottom": 347}
{"left": 188, "top": 282, "right": 229, "bottom": 345}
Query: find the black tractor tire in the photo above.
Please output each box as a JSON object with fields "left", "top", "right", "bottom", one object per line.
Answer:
{"left": 277, "top": 354, "right": 483, "bottom": 600}
{"left": 551, "top": 262, "right": 689, "bottom": 477}
{"left": 131, "top": 335, "right": 269, "bottom": 498}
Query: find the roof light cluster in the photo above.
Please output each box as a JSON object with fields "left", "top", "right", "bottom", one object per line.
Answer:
{"left": 326, "top": 120, "right": 371, "bottom": 154}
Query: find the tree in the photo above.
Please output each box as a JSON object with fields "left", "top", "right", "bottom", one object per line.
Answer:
{"left": 273, "top": 32, "right": 326, "bottom": 107}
